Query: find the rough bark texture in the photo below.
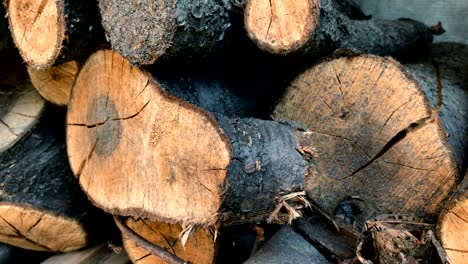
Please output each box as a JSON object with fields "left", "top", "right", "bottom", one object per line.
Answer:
{"left": 0, "top": 107, "right": 109, "bottom": 252}
{"left": 28, "top": 61, "right": 79, "bottom": 106}
{"left": 437, "top": 172, "right": 468, "bottom": 264}
{"left": 243, "top": 0, "right": 433, "bottom": 59}
{"left": 273, "top": 54, "right": 459, "bottom": 226}
{"left": 67, "top": 50, "right": 311, "bottom": 227}
{"left": 245, "top": 225, "right": 330, "bottom": 264}
{"left": 99, "top": 0, "right": 241, "bottom": 65}
{"left": 7, "top": 0, "right": 105, "bottom": 69}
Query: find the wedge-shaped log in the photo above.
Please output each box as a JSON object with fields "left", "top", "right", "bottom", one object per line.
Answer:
{"left": 67, "top": 50, "right": 312, "bottom": 226}
{"left": 273, "top": 49, "right": 464, "bottom": 224}
{"left": 7, "top": 0, "right": 104, "bottom": 69}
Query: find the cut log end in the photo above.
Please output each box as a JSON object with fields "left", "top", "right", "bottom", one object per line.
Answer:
{"left": 28, "top": 61, "right": 78, "bottom": 106}
{"left": 7, "top": 0, "right": 64, "bottom": 69}
{"left": 245, "top": 0, "right": 319, "bottom": 54}
{"left": 122, "top": 219, "right": 215, "bottom": 264}
{"left": 274, "top": 54, "right": 458, "bottom": 222}
{"left": 0, "top": 205, "right": 87, "bottom": 252}
{"left": 67, "top": 50, "right": 231, "bottom": 225}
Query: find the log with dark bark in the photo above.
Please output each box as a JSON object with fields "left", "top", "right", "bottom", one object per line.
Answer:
{"left": 98, "top": 0, "right": 242, "bottom": 65}
{"left": 28, "top": 61, "right": 79, "bottom": 106}
{"left": 244, "top": 225, "right": 330, "bottom": 264}
{"left": 437, "top": 171, "right": 468, "bottom": 264}
{"left": 273, "top": 49, "right": 464, "bottom": 226}
{"left": 243, "top": 0, "right": 434, "bottom": 59}
{"left": 6, "top": 0, "right": 105, "bottom": 69}
{"left": 0, "top": 107, "right": 111, "bottom": 252}
{"left": 67, "top": 50, "right": 313, "bottom": 227}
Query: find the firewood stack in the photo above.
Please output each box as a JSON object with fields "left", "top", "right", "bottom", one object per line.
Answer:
{"left": 1, "top": 0, "right": 466, "bottom": 263}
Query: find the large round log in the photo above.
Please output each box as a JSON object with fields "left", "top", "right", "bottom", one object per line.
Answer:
{"left": 243, "top": 0, "right": 435, "bottom": 58}
{"left": 7, "top": 0, "right": 104, "bottom": 69}
{"left": 67, "top": 50, "right": 312, "bottom": 226}
{"left": 273, "top": 48, "right": 464, "bottom": 224}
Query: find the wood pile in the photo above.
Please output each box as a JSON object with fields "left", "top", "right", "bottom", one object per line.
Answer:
{"left": 0, "top": 0, "right": 466, "bottom": 263}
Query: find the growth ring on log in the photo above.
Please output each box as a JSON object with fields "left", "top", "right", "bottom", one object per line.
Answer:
{"left": 67, "top": 50, "right": 231, "bottom": 225}
{"left": 273, "top": 54, "right": 458, "bottom": 222}
{"left": 0, "top": 205, "right": 87, "bottom": 252}
{"left": 245, "top": 0, "right": 319, "bottom": 54}
{"left": 7, "top": 0, "right": 64, "bottom": 68}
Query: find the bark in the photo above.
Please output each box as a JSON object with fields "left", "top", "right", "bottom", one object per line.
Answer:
{"left": 273, "top": 52, "right": 461, "bottom": 226}
{"left": 244, "top": 225, "right": 330, "bottom": 264}
{"left": 0, "top": 107, "right": 111, "bottom": 252}
{"left": 244, "top": 0, "right": 434, "bottom": 60}
{"left": 99, "top": 0, "right": 242, "bottom": 65}
{"left": 7, "top": 0, "right": 105, "bottom": 69}
{"left": 67, "top": 50, "right": 312, "bottom": 227}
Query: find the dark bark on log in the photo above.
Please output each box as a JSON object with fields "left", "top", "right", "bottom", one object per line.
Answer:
{"left": 0, "top": 107, "right": 111, "bottom": 252}
{"left": 7, "top": 0, "right": 105, "bottom": 69}
{"left": 245, "top": 225, "right": 331, "bottom": 264}
{"left": 99, "top": 0, "right": 242, "bottom": 65}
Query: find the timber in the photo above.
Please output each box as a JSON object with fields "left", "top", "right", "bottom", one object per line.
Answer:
{"left": 244, "top": 0, "right": 434, "bottom": 58}
{"left": 437, "top": 172, "right": 468, "bottom": 264}
{"left": 98, "top": 0, "right": 240, "bottom": 65}
{"left": 0, "top": 107, "right": 109, "bottom": 252}
{"left": 273, "top": 52, "right": 461, "bottom": 225}
{"left": 67, "top": 50, "right": 312, "bottom": 226}
{"left": 28, "top": 61, "right": 79, "bottom": 106}
{"left": 6, "top": 0, "right": 104, "bottom": 69}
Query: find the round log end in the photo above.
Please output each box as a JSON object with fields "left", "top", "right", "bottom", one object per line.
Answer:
{"left": 274, "top": 54, "right": 458, "bottom": 222}
{"left": 67, "top": 50, "right": 231, "bottom": 225}
{"left": 244, "top": 0, "right": 319, "bottom": 55}
{"left": 27, "top": 61, "right": 78, "bottom": 106}
{"left": 122, "top": 219, "right": 215, "bottom": 264}
{"left": 7, "top": 0, "right": 65, "bottom": 69}
{"left": 0, "top": 205, "right": 87, "bottom": 252}
{"left": 439, "top": 198, "right": 468, "bottom": 264}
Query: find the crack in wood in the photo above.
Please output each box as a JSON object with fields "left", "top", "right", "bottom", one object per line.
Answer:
{"left": 75, "top": 138, "right": 98, "bottom": 180}
{"left": 0, "top": 118, "right": 19, "bottom": 136}
{"left": 26, "top": 214, "right": 44, "bottom": 233}
{"left": 451, "top": 211, "right": 468, "bottom": 225}
{"left": 383, "top": 161, "right": 437, "bottom": 172}
{"left": 0, "top": 215, "right": 52, "bottom": 251}
{"left": 344, "top": 115, "right": 433, "bottom": 179}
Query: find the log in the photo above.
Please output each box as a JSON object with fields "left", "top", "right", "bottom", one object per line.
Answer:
{"left": 244, "top": 225, "right": 330, "bottom": 264}
{"left": 42, "top": 243, "right": 130, "bottom": 264}
{"left": 27, "top": 60, "right": 79, "bottom": 106}
{"left": 437, "top": 172, "right": 468, "bottom": 264}
{"left": 98, "top": 0, "right": 241, "bottom": 65}
{"left": 119, "top": 217, "right": 256, "bottom": 264}
{"left": 0, "top": 107, "right": 111, "bottom": 252}
{"left": 0, "top": 52, "right": 44, "bottom": 154}
{"left": 67, "top": 50, "right": 312, "bottom": 226}
{"left": 273, "top": 51, "right": 462, "bottom": 225}
{"left": 243, "top": 0, "right": 435, "bottom": 58}
{"left": 6, "top": 0, "right": 105, "bottom": 69}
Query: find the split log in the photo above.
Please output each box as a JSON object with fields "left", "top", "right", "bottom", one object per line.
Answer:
{"left": 273, "top": 49, "right": 465, "bottom": 225}
{"left": 0, "top": 107, "right": 111, "bottom": 252}
{"left": 244, "top": 225, "right": 330, "bottom": 264}
{"left": 119, "top": 217, "right": 256, "bottom": 264}
{"left": 6, "top": 0, "right": 105, "bottom": 69}
{"left": 437, "top": 172, "right": 468, "bottom": 264}
{"left": 98, "top": 0, "right": 241, "bottom": 65}
{"left": 67, "top": 50, "right": 312, "bottom": 226}
{"left": 0, "top": 53, "right": 44, "bottom": 154}
{"left": 243, "top": 0, "right": 435, "bottom": 58}
{"left": 27, "top": 61, "right": 79, "bottom": 106}
{"left": 42, "top": 243, "right": 130, "bottom": 264}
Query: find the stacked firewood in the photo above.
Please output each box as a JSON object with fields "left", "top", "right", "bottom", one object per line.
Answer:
{"left": 1, "top": 0, "right": 466, "bottom": 263}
